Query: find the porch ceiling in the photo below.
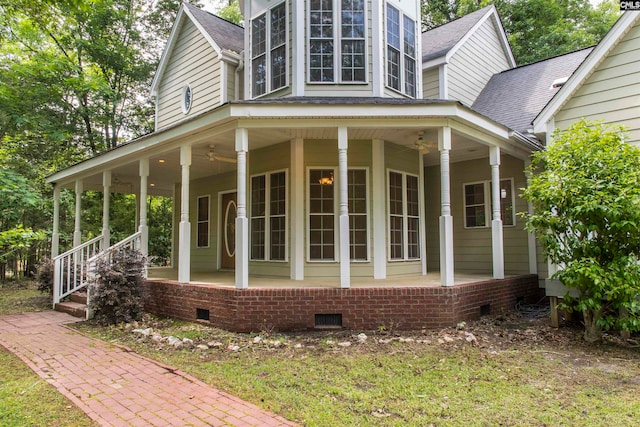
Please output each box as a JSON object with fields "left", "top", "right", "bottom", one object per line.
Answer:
{"left": 49, "top": 100, "right": 529, "bottom": 194}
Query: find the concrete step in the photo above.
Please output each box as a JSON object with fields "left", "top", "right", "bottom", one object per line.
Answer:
{"left": 70, "top": 292, "right": 88, "bottom": 305}
{"left": 54, "top": 301, "right": 87, "bottom": 319}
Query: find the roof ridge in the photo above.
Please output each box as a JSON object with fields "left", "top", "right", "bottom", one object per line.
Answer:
{"left": 421, "top": 4, "right": 493, "bottom": 34}
{"left": 183, "top": 2, "right": 244, "bottom": 30}
{"left": 502, "top": 46, "right": 596, "bottom": 72}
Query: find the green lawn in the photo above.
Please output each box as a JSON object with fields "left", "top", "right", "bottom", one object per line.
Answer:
{"left": 76, "top": 316, "right": 640, "bottom": 426}
{"left": 0, "top": 281, "right": 97, "bottom": 427}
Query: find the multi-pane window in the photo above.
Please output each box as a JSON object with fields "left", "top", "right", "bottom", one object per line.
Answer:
{"left": 196, "top": 195, "right": 209, "bottom": 248}
{"left": 309, "top": 0, "right": 366, "bottom": 83}
{"left": 308, "top": 168, "right": 369, "bottom": 261}
{"left": 388, "top": 171, "right": 420, "bottom": 261}
{"left": 463, "top": 179, "right": 515, "bottom": 228}
{"left": 251, "top": 171, "right": 287, "bottom": 261}
{"left": 348, "top": 169, "right": 368, "bottom": 261}
{"left": 251, "top": 2, "right": 287, "bottom": 97}
{"left": 386, "top": 5, "right": 417, "bottom": 97}
{"left": 309, "top": 169, "right": 336, "bottom": 260}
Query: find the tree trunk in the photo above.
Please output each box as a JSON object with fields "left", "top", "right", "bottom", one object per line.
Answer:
{"left": 582, "top": 309, "right": 603, "bottom": 343}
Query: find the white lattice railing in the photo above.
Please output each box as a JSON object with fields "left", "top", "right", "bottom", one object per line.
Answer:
{"left": 53, "top": 235, "right": 103, "bottom": 306}
{"left": 53, "top": 232, "right": 143, "bottom": 315}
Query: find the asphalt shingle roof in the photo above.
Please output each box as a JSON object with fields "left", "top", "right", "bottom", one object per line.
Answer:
{"left": 472, "top": 48, "right": 593, "bottom": 133}
{"left": 421, "top": 5, "right": 493, "bottom": 63}
{"left": 184, "top": 2, "right": 244, "bottom": 54}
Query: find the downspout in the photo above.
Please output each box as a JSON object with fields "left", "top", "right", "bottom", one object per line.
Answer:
{"left": 235, "top": 57, "right": 245, "bottom": 101}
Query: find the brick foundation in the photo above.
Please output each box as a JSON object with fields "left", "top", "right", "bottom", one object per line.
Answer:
{"left": 141, "top": 275, "right": 541, "bottom": 332}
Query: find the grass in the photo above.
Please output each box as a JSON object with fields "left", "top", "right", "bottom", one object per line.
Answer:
{"left": 76, "top": 316, "right": 640, "bottom": 427}
{"left": 0, "top": 281, "right": 97, "bottom": 427}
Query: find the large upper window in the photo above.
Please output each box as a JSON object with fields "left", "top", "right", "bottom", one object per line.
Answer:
{"left": 251, "top": 171, "right": 287, "bottom": 261}
{"left": 386, "top": 5, "right": 417, "bottom": 97}
{"left": 251, "top": 2, "right": 287, "bottom": 97}
{"left": 463, "top": 179, "right": 515, "bottom": 228}
{"left": 308, "top": 168, "right": 369, "bottom": 261}
{"left": 388, "top": 171, "right": 420, "bottom": 260}
{"left": 308, "top": 0, "right": 366, "bottom": 83}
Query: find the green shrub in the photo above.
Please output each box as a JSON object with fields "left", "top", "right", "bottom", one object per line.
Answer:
{"left": 35, "top": 258, "right": 54, "bottom": 295}
{"left": 89, "top": 247, "right": 146, "bottom": 325}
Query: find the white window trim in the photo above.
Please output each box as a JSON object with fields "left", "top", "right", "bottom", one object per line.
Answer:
{"left": 250, "top": 169, "right": 289, "bottom": 262}
{"left": 196, "top": 194, "right": 210, "bottom": 248}
{"left": 386, "top": 169, "right": 421, "bottom": 262}
{"left": 462, "top": 178, "right": 516, "bottom": 229}
{"left": 307, "top": 166, "right": 339, "bottom": 263}
{"left": 306, "top": 0, "right": 369, "bottom": 85}
{"left": 250, "top": 1, "right": 289, "bottom": 98}
{"left": 384, "top": 3, "right": 417, "bottom": 98}
{"left": 348, "top": 167, "right": 370, "bottom": 263}
{"left": 306, "top": 166, "right": 371, "bottom": 263}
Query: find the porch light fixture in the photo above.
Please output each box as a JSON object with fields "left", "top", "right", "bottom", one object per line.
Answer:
{"left": 415, "top": 132, "right": 435, "bottom": 154}
{"left": 318, "top": 173, "right": 334, "bottom": 185}
{"left": 501, "top": 188, "right": 507, "bottom": 199}
{"left": 158, "top": 159, "right": 166, "bottom": 163}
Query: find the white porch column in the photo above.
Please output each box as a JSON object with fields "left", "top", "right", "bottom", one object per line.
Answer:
{"left": 52, "top": 184, "right": 60, "bottom": 257}
{"left": 73, "top": 179, "right": 83, "bottom": 247}
{"left": 338, "top": 127, "right": 350, "bottom": 288}
{"left": 372, "top": 139, "right": 386, "bottom": 279}
{"left": 525, "top": 158, "right": 537, "bottom": 274}
{"left": 490, "top": 146, "right": 505, "bottom": 279}
{"left": 178, "top": 145, "right": 191, "bottom": 284}
{"left": 139, "top": 159, "right": 149, "bottom": 257}
{"left": 438, "top": 127, "right": 454, "bottom": 286}
{"left": 419, "top": 148, "right": 427, "bottom": 276}
{"left": 102, "top": 171, "right": 111, "bottom": 250}
{"left": 290, "top": 138, "right": 304, "bottom": 280}
{"left": 235, "top": 128, "right": 249, "bottom": 289}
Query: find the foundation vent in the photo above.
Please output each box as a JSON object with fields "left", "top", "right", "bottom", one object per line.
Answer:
{"left": 480, "top": 304, "right": 491, "bottom": 316}
{"left": 196, "top": 308, "right": 210, "bottom": 321}
{"left": 315, "top": 313, "right": 342, "bottom": 328}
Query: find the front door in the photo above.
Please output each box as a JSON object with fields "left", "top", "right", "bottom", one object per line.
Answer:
{"left": 220, "top": 192, "right": 237, "bottom": 270}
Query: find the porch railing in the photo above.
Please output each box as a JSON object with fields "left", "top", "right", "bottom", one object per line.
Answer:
{"left": 52, "top": 235, "right": 103, "bottom": 306}
{"left": 52, "top": 232, "right": 143, "bottom": 315}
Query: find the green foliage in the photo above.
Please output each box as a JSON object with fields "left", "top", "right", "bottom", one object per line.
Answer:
{"left": 421, "top": 0, "right": 620, "bottom": 65}
{"left": 215, "top": 0, "right": 243, "bottom": 26}
{"left": 89, "top": 247, "right": 146, "bottom": 325}
{"left": 523, "top": 120, "right": 640, "bottom": 341}
{"left": 148, "top": 195, "right": 173, "bottom": 265}
{"left": 35, "top": 258, "right": 54, "bottom": 294}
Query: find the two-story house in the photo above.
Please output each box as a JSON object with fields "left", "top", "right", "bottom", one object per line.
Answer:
{"left": 46, "top": 2, "right": 640, "bottom": 332}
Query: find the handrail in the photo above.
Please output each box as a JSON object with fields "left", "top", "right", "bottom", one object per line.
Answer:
{"left": 53, "top": 235, "right": 104, "bottom": 306}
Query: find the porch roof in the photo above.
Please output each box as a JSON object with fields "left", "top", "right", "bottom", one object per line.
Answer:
{"left": 46, "top": 97, "right": 536, "bottom": 193}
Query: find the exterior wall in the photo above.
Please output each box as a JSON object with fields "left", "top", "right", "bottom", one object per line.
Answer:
{"left": 447, "top": 18, "right": 511, "bottom": 106}
{"left": 142, "top": 274, "right": 541, "bottom": 332}
{"left": 227, "top": 62, "right": 237, "bottom": 102}
{"left": 555, "top": 21, "right": 640, "bottom": 146}
{"left": 425, "top": 155, "right": 530, "bottom": 275}
{"left": 156, "top": 19, "right": 221, "bottom": 129}
{"left": 422, "top": 67, "right": 440, "bottom": 99}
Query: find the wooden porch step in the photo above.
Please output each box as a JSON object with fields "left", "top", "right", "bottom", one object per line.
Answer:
{"left": 54, "top": 301, "right": 86, "bottom": 319}
{"left": 70, "top": 291, "right": 88, "bottom": 305}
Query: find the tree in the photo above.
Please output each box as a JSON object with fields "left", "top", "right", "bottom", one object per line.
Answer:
{"left": 421, "top": 0, "right": 620, "bottom": 65}
{"left": 215, "top": 0, "right": 243, "bottom": 26}
{"left": 523, "top": 120, "right": 640, "bottom": 342}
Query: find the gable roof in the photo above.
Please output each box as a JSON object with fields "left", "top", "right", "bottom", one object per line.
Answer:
{"left": 183, "top": 3, "right": 244, "bottom": 54}
{"left": 150, "top": 2, "right": 244, "bottom": 95}
{"left": 421, "top": 5, "right": 515, "bottom": 67}
{"left": 533, "top": 11, "right": 640, "bottom": 134}
{"left": 472, "top": 48, "right": 593, "bottom": 134}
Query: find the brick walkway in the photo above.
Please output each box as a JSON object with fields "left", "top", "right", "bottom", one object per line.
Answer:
{"left": 0, "top": 311, "right": 297, "bottom": 427}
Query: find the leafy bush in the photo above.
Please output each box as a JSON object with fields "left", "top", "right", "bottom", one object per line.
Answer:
{"left": 89, "top": 247, "right": 146, "bottom": 325}
{"left": 35, "top": 258, "right": 54, "bottom": 294}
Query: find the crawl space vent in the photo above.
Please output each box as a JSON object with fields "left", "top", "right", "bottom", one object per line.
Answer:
{"left": 196, "top": 308, "right": 210, "bottom": 321}
{"left": 315, "top": 313, "right": 342, "bottom": 328}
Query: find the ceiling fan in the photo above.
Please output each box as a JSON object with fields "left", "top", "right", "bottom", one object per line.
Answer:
{"left": 207, "top": 145, "right": 237, "bottom": 163}
{"left": 414, "top": 131, "right": 437, "bottom": 154}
